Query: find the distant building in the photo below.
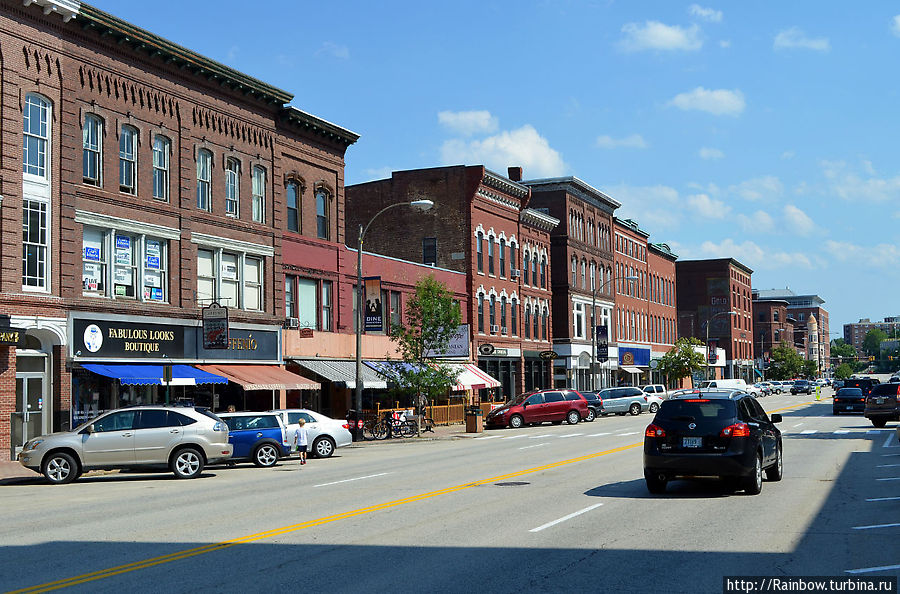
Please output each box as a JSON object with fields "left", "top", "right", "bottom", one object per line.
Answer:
{"left": 843, "top": 317, "right": 900, "bottom": 352}
{"left": 754, "top": 289, "right": 830, "bottom": 374}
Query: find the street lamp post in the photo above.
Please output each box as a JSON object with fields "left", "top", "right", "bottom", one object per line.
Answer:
{"left": 704, "top": 310, "right": 737, "bottom": 380}
{"left": 590, "top": 275, "right": 639, "bottom": 391}
{"left": 354, "top": 199, "right": 434, "bottom": 434}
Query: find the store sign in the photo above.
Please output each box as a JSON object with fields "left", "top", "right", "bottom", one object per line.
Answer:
{"left": 426, "top": 324, "right": 470, "bottom": 358}
{"left": 202, "top": 303, "right": 229, "bottom": 350}
{"left": 539, "top": 350, "right": 558, "bottom": 360}
{"left": 478, "top": 343, "right": 495, "bottom": 356}
{"left": 73, "top": 319, "right": 184, "bottom": 359}
{"left": 0, "top": 327, "right": 26, "bottom": 346}
{"left": 618, "top": 346, "right": 650, "bottom": 366}
{"left": 363, "top": 276, "right": 383, "bottom": 332}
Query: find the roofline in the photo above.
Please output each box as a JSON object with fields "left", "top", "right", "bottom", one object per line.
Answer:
{"left": 676, "top": 257, "right": 754, "bottom": 275}
{"left": 484, "top": 168, "right": 530, "bottom": 199}
{"left": 76, "top": 2, "right": 293, "bottom": 106}
{"left": 613, "top": 217, "right": 651, "bottom": 239}
{"left": 520, "top": 207, "right": 560, "bottom": 231}
{"left": 648, "top": 242, "right": 678, "bottom": 260}
{"left": 522, "top": 176, "right": 622, "bottom": 209}
{"left": 280, "top": 106, "right": 360, "bottom": 147}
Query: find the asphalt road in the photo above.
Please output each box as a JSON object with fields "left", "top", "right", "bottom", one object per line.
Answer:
{"left": 1, "top": 391, "right": 898, "bottom": 594}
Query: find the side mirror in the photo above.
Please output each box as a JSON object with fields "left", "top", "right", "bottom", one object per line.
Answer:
{"left": 82, "top": 424, "right": 94, "bottom": 434}
{"left": 522, "top": 401, "right": 528, "bottom": 408}
{"left": 770, "top": 414, "right": 782, "bottom": 424}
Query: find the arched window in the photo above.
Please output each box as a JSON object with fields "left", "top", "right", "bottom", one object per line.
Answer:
{"left": 285, "top": 180, "right": 300, "bottom": 231}
{"left": 509, "top": 242, "right": 517, "bottom": 276}
{"left": 477, "top": 293, "right": 484, "bottom": 333}
{"left": 571, "top": 256, "right": 577, "bottom": 286}
{"left": 524, "top": 304, "right": 531, "bottom": 339}
{"left": 533, "top": 302, "right": 539, "bottom": 338}
{"left": 511, "top": 298, "right": 518, "bottom": 336}
{"left": 23, "top": 94, "right": 50, "bottom": 178}
{"left": 83, "top": 114, "right": 103, "bottom": 186}
{"left": 196, "top": 149, "right": 212, "bottom": 211}
{"left": 488, "top": 235, "right": 495, "bottom": 275}
{"left": 119, "top": 125, "right": 138, "bottom": 194}
{"left": 251, "top": 166, "right": 266, "bottom": 223}
{"left": 225, "top": 157, "right": 240, "bottom": 216}
{"left": 500, "top": 296, "right": 507, "bottom": 333}
{"left": 540, "top": 255, "right": 546, "bottom": 288}
{"left": 316, "top": 189, "right": 330, "bottom": 240}
{"left": 476, "top": 232, "right": 484, "bottom": 273}
{"left": 499, "top": 238, "right": 506, "bottom": 277}
{"left": 542, "top": 307, "right": 548, "bottom": 341}
{"left": 152, "top": 135, "right": 170, "bottom": 201}
{"left": 590, "top": 261, "right": 596, "bottom": 291}
{"left": 580, "top": 259, "right": 586, "bottom": 289}
{"left": 489, "top": 295, "right": 496, "bottom": 330}
{"left": 522, "top": 251, "right": 530, "bottom": 284}
{"left": 531, "top": 253, "right": 537, "bottom": 285}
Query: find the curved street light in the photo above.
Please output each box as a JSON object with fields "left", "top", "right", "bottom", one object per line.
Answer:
{"left": 354, "top": 199, "right": 434, "bottom": 431}
{"left": 704, "top": 310, "right": 737, "bottom": 380}
{"left": 590, "top": 274, "right": 639, "bottom": 390}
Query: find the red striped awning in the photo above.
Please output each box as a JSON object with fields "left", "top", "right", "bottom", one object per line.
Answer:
{"left": 195, "top": 364, "right": 319, "bottom": 391}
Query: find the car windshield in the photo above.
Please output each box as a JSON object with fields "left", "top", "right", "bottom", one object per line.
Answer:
{"left": 837, "top": 388, "right": 862, "bottom": 397}
{"left": 582, "top": 392, "right": 601, "bottom": 402}
{"left": 657, "top": 399, "right": 736, "bottom": 421}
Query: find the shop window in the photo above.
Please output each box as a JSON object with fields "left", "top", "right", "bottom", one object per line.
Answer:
{"left": 119, "top": 125, "right": 138, "bottom": 194}
{"left": 82, "top": 228, "right": 167, "bottom": 302}
{"left": 82, "top": 227, "right": 106, "bottom": 294}
{"left": 22, "top": 200, "right": 48, "bottom": 290}
{"left": 83, "top": 114, "right": 103, "bottom": 186}
{"left": 23, "top": 94, "right": 50, "bottom": 178}
{"left": 152, "top": 136, "right": 170, "bottom": 201}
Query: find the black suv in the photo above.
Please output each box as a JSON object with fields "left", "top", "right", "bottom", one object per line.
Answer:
{"left": 643, "top": 390, "right": 783, "bottom": 495}
{"left": 790, "top": 380, "right": 812, "bottom": 395}
{"left": 864, "top": 383, "right": 900, "bottom": 428}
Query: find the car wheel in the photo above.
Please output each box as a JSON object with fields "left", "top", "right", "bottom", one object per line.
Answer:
{"left": 253, "top": 443, "right": 280, "bottom": 467}
{"left": 644, "top": 470, "right": 667, "bottom": 494}
{"left": 585, "top": 408, "right": 596, "bottom": 422}
{"left": 566, "top": 410, "right": 580, "bottom": 425}
{"left": 629, "top": 403, "right": 641, "bottom": 416}
{"left": 171, "top": 447, "right": 204, "bottom": 479}
{"left": 743, "top": 453, "right": 763, "bottom": 495}
{"left": 42, "top": 452, "right": 79, "bottom": 485}
{"left": 872, "top": 419, "right": 887, "bottom": 428}
{"left": 765, "top": 444, "right": 783, "bottom": 482}
{"left": 509, "top": 414, "right": 524, "bottom": 429}
{"left": 832, "top": 409, "right": 839, "bottom": 416}
{"left": 649, "top": 403, "right": 659, "bottom": 413}
{"left": 312, "top": 436, "right": 335, "bottom": 458}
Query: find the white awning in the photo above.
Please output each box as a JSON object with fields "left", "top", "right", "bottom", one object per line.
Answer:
{"left": 290, "top": 359, "right": 387, "bottom": 390}
{"left": 444, "top": 363, "right": 501, "bottom": 391}
{"left": 620, "top": 365, "right": 645, "bottom": 374}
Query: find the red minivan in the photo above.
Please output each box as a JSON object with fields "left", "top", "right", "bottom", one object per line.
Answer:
{"left": 484, "top": 389, "right": 589, "bottom": 429}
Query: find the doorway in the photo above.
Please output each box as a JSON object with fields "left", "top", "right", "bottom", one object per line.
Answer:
{"left": 13, "top": 354, "right": 49, "bottom": 457}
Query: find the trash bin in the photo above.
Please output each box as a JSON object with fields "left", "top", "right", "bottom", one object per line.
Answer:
{"left": 346, "top": 409, "right": 361, "bottom": 441}
{"left": 465, "top": 406, "right": 484, "bottom": 433}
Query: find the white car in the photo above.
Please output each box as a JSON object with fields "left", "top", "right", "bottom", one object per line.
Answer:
{"left": 268, "top": 409, "right": 353, "bottom": 458}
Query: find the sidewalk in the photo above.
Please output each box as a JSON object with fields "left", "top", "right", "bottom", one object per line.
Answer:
{"left": 0, "top": 459, "right": 39, "bottom": 481}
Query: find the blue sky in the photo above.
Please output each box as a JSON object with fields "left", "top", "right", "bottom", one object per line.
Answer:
{"left": 92, "top": 1, "right": 900, "bottom": 332}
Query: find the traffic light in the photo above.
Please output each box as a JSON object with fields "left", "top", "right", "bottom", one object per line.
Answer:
{"left": 869, "top": 356, "right": 876, "bottom": 362}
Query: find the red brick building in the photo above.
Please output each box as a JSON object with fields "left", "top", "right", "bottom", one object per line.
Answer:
{"left": 646, "top": 242, "right": 678, "bottom": 384}
{"left": 754, "top": 289, "right": 830, "bottom": 375}
{"left": 751, "top": 297, "right": 796, "bottom": 377}
{"left": 345, "top": 166, "right": 559, "bottom": 400}
{"left": 0, "top": 1, "right": 361, "bottom": 459}
{"left": 676, "top": 258, "right": 755, "bottom": 382}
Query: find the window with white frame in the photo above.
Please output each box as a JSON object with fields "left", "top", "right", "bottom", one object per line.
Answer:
{"left": 244, "top": 257, "right": 261, "bottom": 310}
{"left": 499, "top": 238, "right": 506, "bottom": 277}
{"left": 488, "top": 236, "right": 495, "bottom": 275}
{"left": 500, "top": 296, "right": 507, "bottom": 333}
{"left": 322, "top": 280, "right": 333, "bottom": 331}
{"left": 285, "top": 275, "right": 296, "bottom": 317}
{"left": 489, "top": 295, "right": 496, "bottom": 329}
{"left": 511, "top": 298, "right": 518, "bottom": 335}
{"left": 196, "top": 248, "right": 264, "bottom": 311}
{"left": 297, "top": 278, "right": 318, "bottom": 329}
{"left": 286, "top": 181, "right": 300, "bottom": 232}
{"left": 83, "top": 114, "right": 102, "bottom": 186}
{"left": 82, "top": 227, "right": 106, "bottom": 294}
{"left": 152, "top": 136, "right": 170, "bottom": 201}
{"left": 523, "top": 251, "right": 530, "bottom": 285}
{"left": 197, "top": 149, "right": 212, "bottom": 211}
{"left": 82, "top": 227, "right": 167, "bottom": 301}
{"left": 574, "top": 301, "right": 584, "bottom": 339}
{"left": 571, "top": 256, "right": 576, "bottom": 286}
{"left": 524, "top": 304, "right": 531, "bottom": 339}
{"left": 476, "top": 232, "right": 484, "bottom": 273}
{"left": 23, "top": 94, "right": 49, "bottom": 178}
{"left": 316, "top": 189, "right": 330, "bottom": 240}
{"left": 22, "top": 200, "right": 48, "bottom": 289}
{"left": 225, "top": 158, "right": 240, "bottom": 217}
{"left": 119, "top": 125, "right": 137, "bottom": 194}
{"left": 252, "top": 166, "right": 266, "bottom": 223}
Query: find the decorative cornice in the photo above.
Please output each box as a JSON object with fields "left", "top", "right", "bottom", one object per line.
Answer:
{"left": 614, "top": 217, "right": 651, "bottom": 238}
{"left": 190, "top": 232, "right": 274, "bottom": 257}
{"left": 483, "top": 169, "right": 530, "bottom": 200}
{"left": 522, "top": 176, "right": 621, "bottom": 212}
{"left": 476, "top": 188, "right": 520, "bottom": 211}
{"left": 280, "top": 106, "right": 359, "bottom": 148}
{"left": 649, "top": 242, "right": 678, "bottom": 260}
{"left": 23, "top": 0, "right": 79, "bottom": 22}
{"left": 520, "top": 207, "right": 560, "bottom": 232}
{"left": 74, "top": 209, "right": 181, "bottom": 240}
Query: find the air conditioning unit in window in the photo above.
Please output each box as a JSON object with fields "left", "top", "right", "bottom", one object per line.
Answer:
{"left": 490, "top": 324, "right": 500, "bottom": 333}
{"left": 510, "top": 268, "right": 520, "bottom": 279}
{"left": 284, "top": 317, "right": 300, "bottom": 329}
{"left": 501, "top": 327, "right": 508, "bottom": 334}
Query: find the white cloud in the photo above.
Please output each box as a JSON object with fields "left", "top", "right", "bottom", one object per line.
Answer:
{"left": 727, "top": 175, "right": 783, "bottom": 201}
{"left": 669, "top": 87, "right": 745, "bottom": 116}
{"left": 437, "top": 110, "right": 499, "bottom": 137}
{"left": 781, "top": 150, "right": 795, "bottom": 160}
{"left": 699, "top": 147, "right": 724, "bottom": 160}
{"left": 719, "top": 40, "right": 731, "bottom": 48}
{"left": 440, "top": 125, "right": 566, "bottom": 178}
{"left": 825, "top": 240, "right": 900, "bottom": 270}
{"left": 783, "top": 204, "right": 816, "bottom": 235}
{"left": 315, "top": 42, "right": 350, "bottom": 60}
{"left": 688, "top": 4, "right": 722, "bottom": 23}
{"left": 596, "top": 134, "right": 648, "bottom": 149}
{"left": 736, "top": 210, "right": 775, "bottom": 232}
{"left": 821, "top": 160, "right": 900, "bottom": 202}
{"left": 891, "top": 15, "right": 900, "bottom": 37}
{"left": 604, "top": 184, "right": 682, "bottom": 230}
{"left": 690, "top": 238, "right": 814, "bottom": 270}
{"left": 619, "top": 21, "right": 702, "bottom": 52}
{"left": 774, "top": 27, "right": 830, "bottom": 52}
{"left": 687, "top": 193, "right": 729, "bottom": 218}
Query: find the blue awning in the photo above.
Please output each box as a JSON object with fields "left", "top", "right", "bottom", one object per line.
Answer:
{"left": 82, "top": 364, "right": 228, "bottom": 386}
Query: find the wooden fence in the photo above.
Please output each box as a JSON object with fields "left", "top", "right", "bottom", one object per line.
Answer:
{"left": 363, "top": 402, "right": 496, "bottom": 425}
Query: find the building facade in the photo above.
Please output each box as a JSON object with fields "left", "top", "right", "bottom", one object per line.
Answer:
{"left": 345, "top": 166, "right": 559, "bottom": 400}
{"left": 754, "top": 289, "right": 830, "bottom": 374}
{"left": 676, "top": 259, "right": 755, "bottom": 381}
{"left": 843, "top": 317, "right": 900, "bottom": 353}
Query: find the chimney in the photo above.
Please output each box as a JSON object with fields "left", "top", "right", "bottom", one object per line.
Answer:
{"left": 507, "top": 166, "right": 522, "bottom": 182}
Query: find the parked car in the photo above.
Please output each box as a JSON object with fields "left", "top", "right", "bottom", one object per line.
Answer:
{"left": 17, "top": 405, "right": 233, "bottom": 484}
{"left": 580, "top": 392, "right": 603, "bottom": 422}
{"left": 751, "top": 383, "right": 768, "bottom": 397}
{"left": 484, "top": 389, "right": 589, "bottom": 428}
{"left": 864, "top": 383, "right": 900, "bottom": 428}
{"left": 698, "top": 379, "right": 749, "bottom": 391}
{"left": 758, "top": 382, "right": 777, "bottom": 395}
{"left": 643, "top": 389, "right": 783, "bottom": 495}
{"left": 832, "top": 379, "right": 845, "bottom": 390}
{"left": 640, "top": 385, "right": 669, "bottom": 413}
{"left": 269, "top": 409, "right": 353, "bottom": 458}
{"left": 595, "top": 387, "right": 649, "bottom": 416}
{"left": 791, "top": 380, "right": 812, "bottom": 395}
{"left": 833, "top": 387, "right": 866, "bottom": 415}
{"left": 217, "top": 412, "right": 291, "bottom": 467}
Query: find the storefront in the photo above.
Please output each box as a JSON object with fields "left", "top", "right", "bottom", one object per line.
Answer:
{"left": 477, "top": 347, "right": 520, "bottom": 401}
{"left": 522, "top": 351, "right": 552, "bottom": 392}
{"left": 617, "top": 345, "right": 650, "bottom": 386}
{"left": 68, "top": 312, "right": 316, "bottom": 422}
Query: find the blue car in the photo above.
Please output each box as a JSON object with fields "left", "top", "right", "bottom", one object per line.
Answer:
{"left": 217, "top": 413, "right": 290, "bottom": 467}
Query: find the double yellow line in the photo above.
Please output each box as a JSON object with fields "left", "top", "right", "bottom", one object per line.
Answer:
{"left": 10, "top": 442, "right": 641, "bottom": 593}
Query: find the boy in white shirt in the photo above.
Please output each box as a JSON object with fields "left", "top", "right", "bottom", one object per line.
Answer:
{"left": 294, "top": 418, "right": 309, "bottom": 466}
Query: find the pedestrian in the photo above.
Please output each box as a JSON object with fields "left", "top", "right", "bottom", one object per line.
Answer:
{"left": 294, "top": 418, "right": 309, "bottom": 466}
{"left": 226, "top": 404, "right": 236, "bottom": 413}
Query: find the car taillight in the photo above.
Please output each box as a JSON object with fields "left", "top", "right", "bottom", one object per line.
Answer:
{"left": 645, "top": 424, "right": 665, "bottom": 437}
{"left": 342, "top": 423, "right": 351, "bottom": 430}
{"left": 643, "top": 396, "right": 648, "bottom": 401}
{"left": 720, "top": 423, "right": 749, "bottom": 437}
{"left": 685, "top": 399, "right": 710, "bottom": 402}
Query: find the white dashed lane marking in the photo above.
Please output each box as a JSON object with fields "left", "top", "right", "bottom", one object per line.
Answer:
{"left": 867, "top": 496, "right": 900, "bottom": 502}
{"left": 852, "top": 522, "right": 900, "bottom": 530}
{"left": 529, "top": 503, "right": 604, "bottom": 533}
{"left": 800, "top": 429, "right": 818, "bottom": 435}
{"left": 846, "top": 563, "right": 900, "bottom": 574}
{"left": 519, "top": 443, "right": 548, "bottom": 450}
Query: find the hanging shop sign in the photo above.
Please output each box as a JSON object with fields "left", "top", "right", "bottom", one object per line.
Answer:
{"left": 539, "top": 350, "right": 559, "bottom": 360}
{"left": 202, "top": 302, "right": 229, "bottom": 350}
{"left": 478, "top": 343, "right": 495, "bottom": 356}
{"left": 363, "top": 276, "right": 383, "bottom": 332}
{"left": 596, "top": 325, "right": 609, "bottom": 359}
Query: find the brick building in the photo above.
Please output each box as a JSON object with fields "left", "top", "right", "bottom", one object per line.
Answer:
{"left": 843, "top": 317, "right": 900, "bottom": 353}
{"left": 345, "top": 166, "right": 559, "bottom": 400}
{"left": 751, "top": 297, "right": 796, "bottom": 376}
{"left": 523, "top": 177, "right": 617, "bottom": 391}
{"left": 754, "top": 289, "right": 830, "bottom": 374}
{"left": 676, "top": 259, "right": 755, "bottom": 381}
{"left": 646, "top": 242, "right": 678, "bottom": 384}
{"left": 0, "top": 0, "right": 364, "bottom": 459}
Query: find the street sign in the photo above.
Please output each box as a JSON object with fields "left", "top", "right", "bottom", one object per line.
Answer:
{"left": 202, "top": 302, "right": 229, "bottom": 349}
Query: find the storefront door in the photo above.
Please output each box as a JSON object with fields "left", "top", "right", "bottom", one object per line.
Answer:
{"left": 13, "top": 355, "right": 48, "bottom": 456}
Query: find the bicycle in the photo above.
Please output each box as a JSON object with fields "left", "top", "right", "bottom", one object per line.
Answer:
{"left": 372, "top": 412, "right": 416, "bottom": 439}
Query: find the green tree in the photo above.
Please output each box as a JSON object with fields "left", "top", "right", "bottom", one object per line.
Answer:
{"left": 767, "top": 342, "right": 805, "bottom": 380}
{"left": 862, "top": 329, "right": 888, "bottom": 357}
{"left": 388, "top": 276, "right": 461, "bottom": 434}
{"left": 830, "top": 338, "right": 856, "bottom": 359}
{"left": 801, "top": 359, "right": 818, "bottom": 379}
{"left": 833, "top": 363, "right": 854, "bottom": 380}
{"left": 655, "top": 337, "right": 706, "bottom": 387}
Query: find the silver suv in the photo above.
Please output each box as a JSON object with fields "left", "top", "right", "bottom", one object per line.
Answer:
{"left": 18, "top": 406, "right": 233, "bottom": 484}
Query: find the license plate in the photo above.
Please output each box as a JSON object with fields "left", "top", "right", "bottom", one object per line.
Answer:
{"left": 876, "top": 398, "right": 885, "bottom": 405}
{"left": 846, "top": 406, "right": 853, "bottom": 410}
{"left": 682, "top": 437, "right": 702, "bottom": 448}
